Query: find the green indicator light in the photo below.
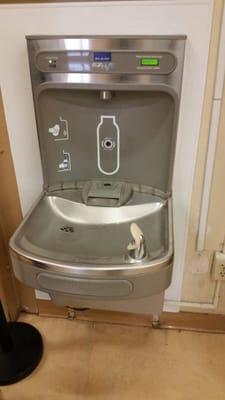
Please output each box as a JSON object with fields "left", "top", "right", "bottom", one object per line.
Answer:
{"left": 141, "top": 58, "right": 159, "bottom": 66}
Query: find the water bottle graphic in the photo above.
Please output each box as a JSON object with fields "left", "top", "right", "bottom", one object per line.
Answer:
{"left": 97, "top": 115, "right": 120, "bottom": 175}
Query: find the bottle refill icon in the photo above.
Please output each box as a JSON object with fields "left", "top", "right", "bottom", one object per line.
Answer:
{"left": 97, "top": 115, "right": 120, "bottom": 175}
{"left": 10, "top": 36, "right": 186, "bottom": 322}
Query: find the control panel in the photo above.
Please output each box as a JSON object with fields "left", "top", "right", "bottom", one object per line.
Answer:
{"left": 35, "top": 50, "right": 176, "bottom": 74}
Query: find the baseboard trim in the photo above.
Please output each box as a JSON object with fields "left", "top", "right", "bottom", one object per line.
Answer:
{"left": 35, "top": 299, "right": 225, "bottom": 333}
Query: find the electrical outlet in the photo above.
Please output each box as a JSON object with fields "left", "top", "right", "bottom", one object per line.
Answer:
{"left": 211, "top": 251, "right": 225, "bottom": 280}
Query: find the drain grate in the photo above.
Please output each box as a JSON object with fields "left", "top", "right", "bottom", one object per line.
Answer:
{"left": 60, "top": 226, "right": 74, "bottom": 233}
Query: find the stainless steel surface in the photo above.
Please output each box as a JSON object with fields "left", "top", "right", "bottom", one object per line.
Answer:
{"left": 27, "top": 36, "right": 185, "bottom": 192}
{"left": 127, "top": 223, "right": 148, "bottom": 261}
{"left": 10, "top": 192, "right": 173, "bottom": 277}
{"left": 50, "top": 292, "right": 165, "bottom": 315}
{"left": 27, "top": 35, "right": 185, "bottom": 98}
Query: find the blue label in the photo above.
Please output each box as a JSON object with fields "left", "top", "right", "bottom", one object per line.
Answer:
{"left": 94, "top": 52, "right": 112, "bottom": 62}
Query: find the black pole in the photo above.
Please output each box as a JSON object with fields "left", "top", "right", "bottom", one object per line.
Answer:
{"left": 0, "top": 301, "right": 13, "bottom": 353}
{"left": 0, "top": 299, "right": 43, "bottom": 386}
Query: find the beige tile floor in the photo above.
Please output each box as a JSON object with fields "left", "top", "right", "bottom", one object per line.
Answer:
{"left": 1, "top": 313, "right": 225, "bottom": 400}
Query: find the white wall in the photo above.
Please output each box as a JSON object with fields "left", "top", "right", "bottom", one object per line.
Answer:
{"left": 0, "top": 0, "right": 213, "bottom": 307}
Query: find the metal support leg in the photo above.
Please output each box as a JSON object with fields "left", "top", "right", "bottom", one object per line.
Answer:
{"left": 0, "top": 302, "right": 13, "bottom": 352}
{"left": 152, "top": 314, "right": 160, "bottom": 328}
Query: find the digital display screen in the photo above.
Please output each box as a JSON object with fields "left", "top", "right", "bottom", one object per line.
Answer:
{"left": 94, "top": 52, "right": 112, "bottom": 62}
{"left": 141, "top": 58, "right": 159, "bottom": 67}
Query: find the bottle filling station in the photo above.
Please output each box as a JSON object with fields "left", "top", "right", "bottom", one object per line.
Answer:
{"left": 10, "top": 36, "right": 186, "bottom": 322}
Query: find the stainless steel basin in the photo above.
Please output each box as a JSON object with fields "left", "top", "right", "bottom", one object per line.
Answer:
{"left": 10, "top": 190, "right": 172, "bottom": 275}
